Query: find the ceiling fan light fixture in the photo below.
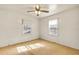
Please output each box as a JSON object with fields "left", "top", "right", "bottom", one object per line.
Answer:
{"left": 35, "top": 11, "right": 38, "bottom": 14}
{"left": 35, "top": 5, "right": 40, "bottom": 10}
{"left": 38, "top": 11, "right": 41, "bottom": 14}
{"left": 27, "top": 4, "right": 49, "bottom": 16}
{"left": 35, "top": 11, "right": 41, "bottom": 16}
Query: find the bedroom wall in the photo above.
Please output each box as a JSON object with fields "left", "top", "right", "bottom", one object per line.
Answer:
{"left": 40, "top": 6, "right": 79, "bottom": 49}
{"left": 0, "top": 9, "right": 39, "bottom": 47}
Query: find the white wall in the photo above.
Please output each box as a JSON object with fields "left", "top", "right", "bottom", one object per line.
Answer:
{"left": 40, "top": 6, "right": 79, "bottom": 49}
{"left": 0, "top": 9, "right": 39, "bottom": 47}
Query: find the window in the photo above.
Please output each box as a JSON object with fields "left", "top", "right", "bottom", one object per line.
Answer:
{"left": 49, "top": 19, "right": 58, "bottom": 36}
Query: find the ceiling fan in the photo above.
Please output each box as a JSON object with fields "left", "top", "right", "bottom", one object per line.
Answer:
{"left": 27, "top": 5, "right": 49, "bottom": 16}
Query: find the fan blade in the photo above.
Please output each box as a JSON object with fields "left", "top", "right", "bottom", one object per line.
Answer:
{"left": 27, "top": 10, "right": 34, "bottom": 12}
{"left": 40, "top": 10, "right": 49, "bottom": 13}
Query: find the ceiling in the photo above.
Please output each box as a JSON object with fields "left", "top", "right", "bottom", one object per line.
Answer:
{"left": 0, "top": 4, "right": 78, "bottom": 18}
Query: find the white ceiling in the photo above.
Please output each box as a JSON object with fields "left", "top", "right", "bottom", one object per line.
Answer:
{"left": 0, "top": 4, "right": 78, "bottom": 18}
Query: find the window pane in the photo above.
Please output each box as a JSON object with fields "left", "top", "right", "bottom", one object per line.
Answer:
{"left": 49, "top": 19, "right": 58, "bottom": 36}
